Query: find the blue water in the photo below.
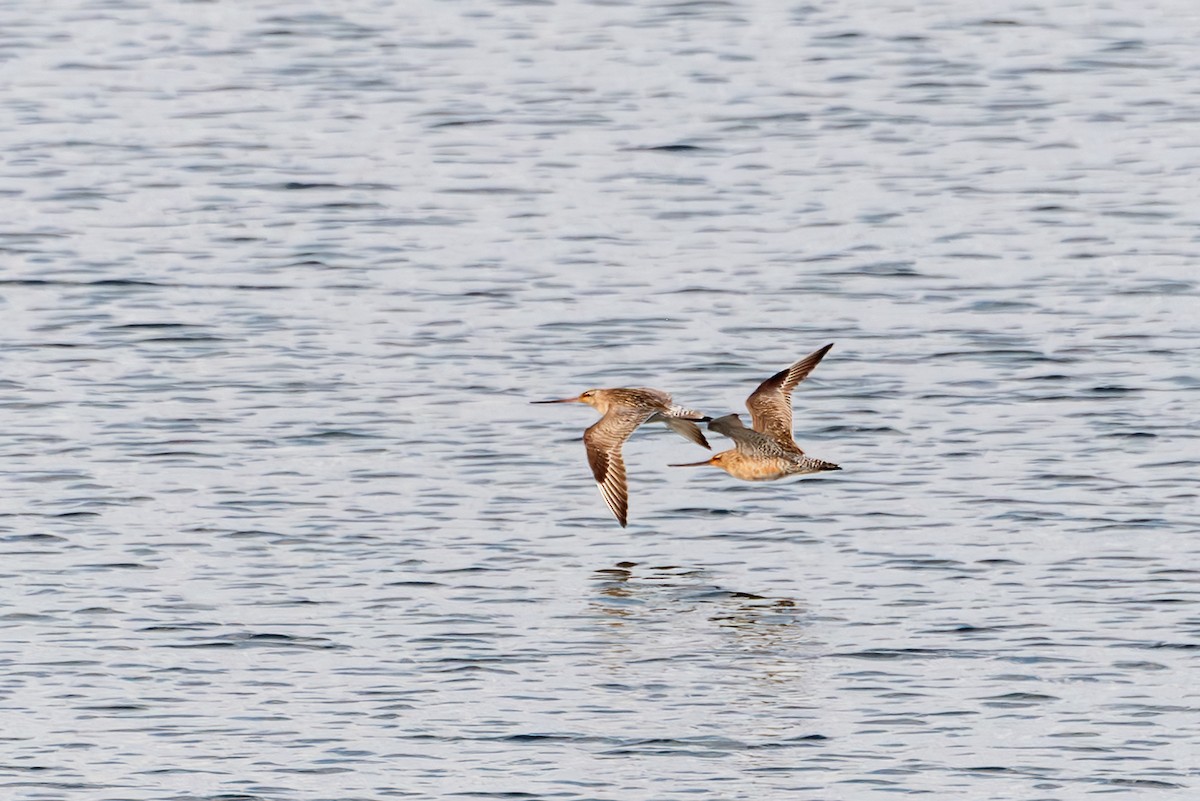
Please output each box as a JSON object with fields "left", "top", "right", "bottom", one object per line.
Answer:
{"left": 1, "top": 1, "right": 1198, "bottom": 799}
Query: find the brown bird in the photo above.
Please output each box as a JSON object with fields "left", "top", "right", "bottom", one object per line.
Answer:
{"left": 533, "top": 388, "right": 709, "bottom": 527}
{"left": 671, "top": 343, "right": 841, "bottom": 481}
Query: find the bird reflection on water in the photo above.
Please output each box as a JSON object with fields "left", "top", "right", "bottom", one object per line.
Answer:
{"left": 587, "top": 562, "right": 820, "bottom": 692}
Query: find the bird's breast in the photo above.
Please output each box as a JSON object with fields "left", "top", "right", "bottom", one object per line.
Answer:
{"left": 722, "top": 454, "right": 793, "bottom": 481}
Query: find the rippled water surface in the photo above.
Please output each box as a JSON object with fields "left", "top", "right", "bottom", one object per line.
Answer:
{"left": 2, "top": 1, "right": 1199, "bottom": 799}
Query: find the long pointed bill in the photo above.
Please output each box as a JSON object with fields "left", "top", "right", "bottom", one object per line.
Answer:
{"left": 668, "top": 458, "right": 715, "bottom": 467}
{"left": 530, "top": 397, "right": 583, "bottom": 404}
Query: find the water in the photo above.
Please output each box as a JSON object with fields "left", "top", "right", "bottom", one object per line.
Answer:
{"left": 2, "top": 0, "right": 1198, "bottom": 798}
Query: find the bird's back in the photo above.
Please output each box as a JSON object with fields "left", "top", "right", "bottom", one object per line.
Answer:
{"left": 709, "top": 413, "right": 793, "bottom": 457}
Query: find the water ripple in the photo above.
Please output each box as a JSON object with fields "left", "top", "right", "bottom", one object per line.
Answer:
{"left": 1, "top": 0, "right": 1198, "bottom": 798}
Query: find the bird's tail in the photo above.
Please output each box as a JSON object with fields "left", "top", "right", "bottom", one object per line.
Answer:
{"left": 666, "top": 404, "right": 707, "bottom": 422}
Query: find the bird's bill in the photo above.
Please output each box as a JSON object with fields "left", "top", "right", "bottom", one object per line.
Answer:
{"left": 668, "top": 458, "right": 716, "bottom": 467}
{"left": 530, "top": 396, "right": 583, "bottom": 404}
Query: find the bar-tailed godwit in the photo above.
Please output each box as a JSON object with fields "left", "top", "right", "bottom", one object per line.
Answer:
{"left": 533, "top": 388, "right": 709, "bottom": 527}
{"left": 671, "top": 343, "right": 840, "bottom": 481}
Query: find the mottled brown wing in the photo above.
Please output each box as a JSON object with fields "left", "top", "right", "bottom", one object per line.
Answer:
{"left": 709, "top": 413, "right": 781, "bottom": 455}
{"left": 745, "top": 343, "right": 833, "bottom": 448}
{"left": 583, "top": 407, "right": 654, "bottom": 527}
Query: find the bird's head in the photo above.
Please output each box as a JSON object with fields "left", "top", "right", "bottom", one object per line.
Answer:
{"left": 531, "top": 389, "right": 603, "bottom": 410}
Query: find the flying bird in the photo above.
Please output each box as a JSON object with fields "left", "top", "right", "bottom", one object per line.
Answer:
{"left": 533, "top": 388, "right": 709, "bottom": 527}
{"left": 671, "top": 343, "right": 840, "bottom": 481}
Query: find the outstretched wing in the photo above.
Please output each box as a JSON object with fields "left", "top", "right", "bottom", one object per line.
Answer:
{"left": 647, "top": 413, "right": 711, "bottom": 449}
{"left": 745, "top": 343, "right": 833, "bottom": 448}
{"left": 583, "top": 407, "right": 655, "bottom": 527}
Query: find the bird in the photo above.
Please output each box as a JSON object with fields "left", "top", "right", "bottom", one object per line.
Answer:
{"left": 670, "top": 343, "right": 841, "bottom": 481}
{"left": 533, "top": 388, "right": 709, "bottom": 527}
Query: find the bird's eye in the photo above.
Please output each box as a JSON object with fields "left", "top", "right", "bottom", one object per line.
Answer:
{"left": 582, "top": 391, "right": 593, "bottom": 397}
